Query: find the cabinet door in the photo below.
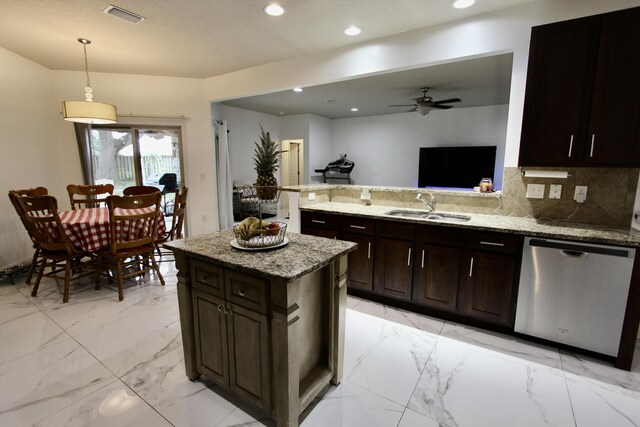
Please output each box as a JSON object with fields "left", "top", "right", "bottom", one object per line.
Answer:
{"left": 227, "top": 304, "right": 271, "bottom": 412}
{"left": 519, "top": 17, "right": 600, "bottom": 166}
{"left": 462, "top": 251, "right": 516, "bottom": 327}
{"left": 374, "top": 237, "right": 414, "bottom": 301}
{"left": 342, "top": 231, "right": 374, "bottom": 291}
{"left": 586, "top": 8, "right": 640, "bottom": 165}
{"left": 301, "top": 211, "right": 340, "bottom": 238}
{"left": 192, "top": 290, "right": 229, "bottom": 387}
{"left": 412, "top": 243, "right": 461, "bottom": 312}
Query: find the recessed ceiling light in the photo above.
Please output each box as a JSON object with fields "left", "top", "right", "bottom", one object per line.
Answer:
{"left": 344, "top": 26, "right": 361, "bottom": 36}
{"left": 452, "top": 0, "right": 476, "bottom": 9}
{"left": 325, "top": 99, "right": 336, "bottom": 103}
{"left": 279, "top": 111, "right": 285, "bottom": 115}
{"left": 293, "top": 87, "right": 303, "bottom": 92}
{"left": 264, "top": 3, "right": 285, "bottom": 16}
{"left": 351, "top": 107, "right": 359, "bottom": 112}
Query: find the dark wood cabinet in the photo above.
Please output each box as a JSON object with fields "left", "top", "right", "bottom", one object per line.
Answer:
{"left": 341, "top": 216, "right": 375, "bottom": 292}
{"left": 191, "top": 264, "right": 271, "bottom": 412}
{"left": 374, "top": 221, "right": 415, "bottom": 301}
{"left": 460, "top": 231, "right": 521, "bottom": 327}
{"left": 301, "top": 211, "right": 340, "bottom": 239}
{"left": 519, "top": 7, "right": 640, "bottom": 167}
{"left": 300, "top": 210, "right": 523, "bottom": 328}
{"left": 412, "top": 225, "right": 464, "bottom": 312}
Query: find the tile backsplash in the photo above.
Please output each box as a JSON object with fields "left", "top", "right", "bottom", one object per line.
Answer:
{"left": 296, "top": 167, "right": 639, "bottom": 227}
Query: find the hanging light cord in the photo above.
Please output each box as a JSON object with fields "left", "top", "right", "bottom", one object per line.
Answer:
{"left": 82, "top": 42, "right": 91, "bottom": 89}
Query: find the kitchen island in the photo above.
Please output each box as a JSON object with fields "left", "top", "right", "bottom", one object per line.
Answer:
{"left": 164, "top": 230, "right": 357, "bottom": 427}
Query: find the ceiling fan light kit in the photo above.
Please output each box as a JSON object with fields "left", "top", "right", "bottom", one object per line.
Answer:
{"left": 388, "top": 87, "right": 461, "bottom": 116}
{"left": 62, "top": 38, "right": 118, "bottom": 124}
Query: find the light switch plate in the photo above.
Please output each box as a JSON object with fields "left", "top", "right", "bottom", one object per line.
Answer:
{"left": 526, "top": 183, "right": 545, "bottom": 199}
{"left": 308, "top": 192, "right": 316, "bottom": 201}
{"left": 549, "top": 184, "right": 562, "bottom": 199}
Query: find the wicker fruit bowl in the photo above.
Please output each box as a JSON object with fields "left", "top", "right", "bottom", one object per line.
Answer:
{"left": 233, "top": 220, "right": 287, "bottom": 248}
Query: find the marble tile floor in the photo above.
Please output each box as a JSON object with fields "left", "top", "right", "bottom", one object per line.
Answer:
{"left": 1, "top": 264, "right": 639, "bottom": 427}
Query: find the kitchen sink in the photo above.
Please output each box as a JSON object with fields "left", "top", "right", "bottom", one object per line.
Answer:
{"left": 385, "top": 210, "right": 471, "bottom": 223}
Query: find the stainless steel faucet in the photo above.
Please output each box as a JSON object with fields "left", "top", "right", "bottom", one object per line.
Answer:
{"left": 416, "top": 193, "right": 436, "bottom": 212}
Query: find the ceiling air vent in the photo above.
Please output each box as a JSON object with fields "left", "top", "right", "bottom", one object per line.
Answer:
{"left": 102, "top": 5, "right": 145, "bottom": 24}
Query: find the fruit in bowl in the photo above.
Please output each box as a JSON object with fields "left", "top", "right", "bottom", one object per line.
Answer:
{"left": 266, "top": 222, "right": 280, "bottom": 236}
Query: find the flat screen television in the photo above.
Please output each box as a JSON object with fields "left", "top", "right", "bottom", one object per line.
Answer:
{"left": 418, "top": 146, "right": 497, "bottom": 189}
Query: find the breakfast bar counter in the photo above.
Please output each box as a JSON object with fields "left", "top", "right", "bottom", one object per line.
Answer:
{"left": 165, "top": 230, "right": 356, "bottom": 427}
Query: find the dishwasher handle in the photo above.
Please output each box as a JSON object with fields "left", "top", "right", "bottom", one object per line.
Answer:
{"left": 529, "top": 239, "right": 630, "bottom": 258}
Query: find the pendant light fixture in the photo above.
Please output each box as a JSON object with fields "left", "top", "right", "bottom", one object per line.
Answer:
{"left": 62, "top": 38, "right": 118, "bottom": 124}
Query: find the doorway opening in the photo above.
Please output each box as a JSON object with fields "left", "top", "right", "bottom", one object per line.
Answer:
{"left": 281, "top": 139, "right": 304, "bottom": 217}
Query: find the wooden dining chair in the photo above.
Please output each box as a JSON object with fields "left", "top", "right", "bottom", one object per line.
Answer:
{"left": 8, "top": 187, "right": 49, "bottom": 285}
{"left": 95, "top": 192, "right": 165, "bottom": 301}
{"left": 17, "top": 195, "right": 94, "bottom": 303}
{"left": 123, "top": 185, "right": 161, "bottom": 196}
{"left": 67, "top": 184, "right": 114, "bottom": 209}
{"left": 156, "top": 187, "right": 188, "bottom": 258}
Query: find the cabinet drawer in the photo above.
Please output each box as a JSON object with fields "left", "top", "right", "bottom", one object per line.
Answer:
{"left": 416, "top": 224, "right": 464, "bottom": 246}
{"left": 467, "top": 231, "right": 520, "bottom": 254}
{"left": 192, "top": 261, "right": 224, "bottom": 296}
{"left": 301, "top": 211, "right": 340, "bottom": 231}
{"left": 341, "top": 217, "right": 375, "bottom": 235}
{"left": 225, "top": 270, "right": 268, "bottom": 314}
{"left": 377, "top": 220, "right": 415, "bottom": 241}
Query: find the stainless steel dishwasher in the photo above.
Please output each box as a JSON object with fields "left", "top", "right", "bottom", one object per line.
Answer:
{"left": 515, "top": 237, "right": 635, "bottom": 356}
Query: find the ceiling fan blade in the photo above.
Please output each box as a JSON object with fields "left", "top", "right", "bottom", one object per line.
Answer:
{"left": 429, "top": 104, "right": 453, "bottom": 109}
{"left": 388, "top": 104, "right": 418, "bottom": 107}
{"left": 431, "top": 98, "right": 461, "bottom": 105}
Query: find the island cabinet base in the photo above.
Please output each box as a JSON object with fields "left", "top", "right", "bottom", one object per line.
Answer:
{"left": 174, "top": 252, "right": 348, "bottom": 427}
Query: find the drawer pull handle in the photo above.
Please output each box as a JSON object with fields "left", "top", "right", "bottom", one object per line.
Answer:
{"left": 568, "top": 134, "right": 574, "bottom": 157}
{"left": 202, "top": 275, "right": 208, "bottom": 282}
{"left": 469, "top": 257, "right": 474, "bottom": 277}
{"left": 311, "top": 220, "right": 326, "bottom": 224}
{"left": 421, "top": 249, "right": 425, "bottom": 269}
{"left": 368, "top": 242, "right": 371, "bottom": 259}
{"left": 350, "top": 225, "right": 366, "bottom": 230}
{"left": 590, "top": 134, "right": 595, "bottom": 157}
{"left": 480, "top": 241, "right": 504, "bottom": 247}
{"left": 217, "top": 304, "right": 223, "bottom": 312}
{"left": 238, "top": 289, "right": 245, "bottom": 297}
{"left": 407, "top": 248, "right": 412, "bottom": 266}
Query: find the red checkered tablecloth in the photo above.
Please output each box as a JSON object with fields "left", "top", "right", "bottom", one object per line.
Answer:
{"left": 59, "top": 208, "right": 167, "bottom": 252}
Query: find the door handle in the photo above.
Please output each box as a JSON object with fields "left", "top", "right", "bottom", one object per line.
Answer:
{"left": 367, "top": 242, "right": 371, "bottom": 259}
{"left": 407, "top": 248, "right": 412, "bottom": 266}
{"left": 421, "top": 249, "right": 425, "bottom": 269}
{"left": 568, "top": 134, "right": 574, "bottom": 157}
{"left": 590, "top": 134, "right": 595, "bottom": 157}
{"left": 469, "top": 257, "right": 474, "bottom": 277}
{"left": 480, "top": 241, "right": 504, "bottom": 247}
{"left": 311, "top": 219, "right": 326, "bottom": 224}
{"left": 350, "top": 225, "right": 366, "bottom": 230}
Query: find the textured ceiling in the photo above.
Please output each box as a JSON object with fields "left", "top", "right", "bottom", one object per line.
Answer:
{"left": 0, "top": 0, "right": 532, "bottom": 78}
{"left": 222, "top": 53, "right": 514, "bottom": 118}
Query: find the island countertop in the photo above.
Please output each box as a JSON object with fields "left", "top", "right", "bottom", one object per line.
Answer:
{"left": 164, "top": 229, "right": 357, "bottom": 283}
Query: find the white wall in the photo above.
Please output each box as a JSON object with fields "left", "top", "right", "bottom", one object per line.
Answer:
{"left": 331, "top": 105, "right": 508, "bottom": 188}
{"left": 219, "top": 105, "right": 282, "bottom": 186}
{"left": 204, "top": 0, "right": 640, "bottom": 169}
{"left": 308, "top": 115, "right": 333, "bottom": 183}
{"left": 0, "top": 47, "right": 58, "bottom": 269}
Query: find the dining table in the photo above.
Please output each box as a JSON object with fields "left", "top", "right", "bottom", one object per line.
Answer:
{"left": 59, "top": 207, "right": 167, "bottom": 252}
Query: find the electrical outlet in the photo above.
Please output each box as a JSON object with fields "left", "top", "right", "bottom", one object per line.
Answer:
{"left": 526, "top": 184, "right": 545, "bottom": 199}
{"left": 574, "top": 186, "right": 587, "bottom": 203}
{"left": 549, "top": 184, "right": 562, "bottom": 199}
{"left": 360, "top": 188, "right": 371, "bottom": 200}
{"left": 308, "top": 192, "right": 316, "bottom": 201}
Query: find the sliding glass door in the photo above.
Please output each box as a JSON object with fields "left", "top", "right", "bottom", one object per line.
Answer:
{"left": 89, "top": 126, "right": 183, "bottom": 214}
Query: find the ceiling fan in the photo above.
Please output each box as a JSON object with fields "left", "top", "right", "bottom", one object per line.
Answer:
{"left": 388, "top": 87, "right": 461, "bottom": 116}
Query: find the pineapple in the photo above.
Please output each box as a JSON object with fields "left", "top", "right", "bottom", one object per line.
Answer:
{"left": 253, "top": 125, "right": 281, "bottom": 200}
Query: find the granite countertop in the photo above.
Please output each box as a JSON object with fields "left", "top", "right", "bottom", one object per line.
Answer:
{"left": 300, "top": 202, "right": 640, "bottom": 247}
{"left": 164, "top": 229, "right": 357, "bottom": 283}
